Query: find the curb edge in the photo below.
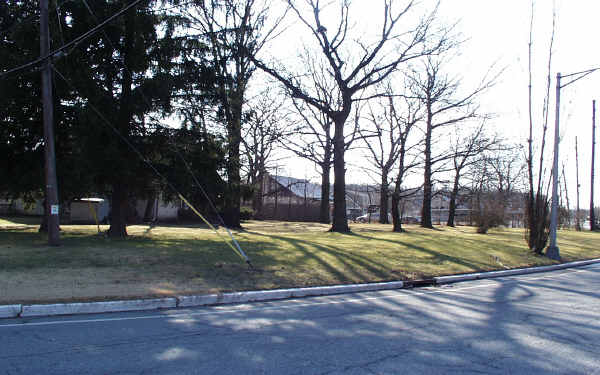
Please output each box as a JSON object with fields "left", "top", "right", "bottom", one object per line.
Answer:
{"left": 3, "top": 258, "right": 599, "bottom": 319}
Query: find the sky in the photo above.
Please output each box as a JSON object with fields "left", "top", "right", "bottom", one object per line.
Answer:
{"left": 260, "top": 0, "right": 600, "bottom": 209}
{"left": 440, "top": 0, "right": 600, "bottom": 209}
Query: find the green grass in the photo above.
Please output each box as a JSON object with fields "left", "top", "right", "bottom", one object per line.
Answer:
{"left": 1, "top": 216, "right": 599, "bottom": 304}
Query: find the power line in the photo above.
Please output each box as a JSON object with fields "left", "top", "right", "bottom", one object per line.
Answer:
{"left": 3, "top": 0, "right": 252, "bottom": 263}
{"left": 561, "top": 67, "right": 600, "bottom": 78}
{"left": 78, "top": 0, "right": 251, "bottom": 235}
{"left": 77, "top": 0, "right": 246, "bottom": 248}
{"left": 0, "top": 0, "right": 145, "bottom": 80}
{"left": 1, "top": 1, "right": 78, "bottom": 37}
{"left": 0, "top": 0, "right": 77, "bottom": 81}
{"left": 52, "top": 66, "right": 251, "bottom": 266}
{"left": 560, "top": 68, "right": 600, "bottom": 89}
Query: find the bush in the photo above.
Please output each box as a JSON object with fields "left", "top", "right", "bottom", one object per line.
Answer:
{"left": 473, "top": 192, "right": 505, "bottom": 234}
{"left": 240, "top": 206, "right": 254, "bottom": 220}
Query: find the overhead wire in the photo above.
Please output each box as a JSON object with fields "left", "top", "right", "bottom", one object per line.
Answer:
{"left": 0, "top": 0, "right": 145, "bottom": 80}
{"left": 52, "top": 66, "right": 252, "bottom": 266}
{"left": 2, "top": 0, "right": 252, "bottom": 265}
{"left": 75, "top": 0, "right": 252, "bottom": 266}
{"left": 0, "top": 0, "right": 76, "bottom": 80}
{"left": 560, "top": 69, "right": 599, "bottom": 89}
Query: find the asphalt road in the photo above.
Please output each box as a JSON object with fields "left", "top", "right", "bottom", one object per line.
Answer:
{"left": 1, "top": 264, "right": 599, "bottom": 375}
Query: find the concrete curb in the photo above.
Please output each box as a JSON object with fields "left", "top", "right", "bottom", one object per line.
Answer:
{"left": 0, "top": 305, "right": 22, "bottom": 319}
{"left": 434, "top": 258, "right": 600, "bottom": 284}
{"left": 20, "top": 298, "right": 177, "bottom": 318}
{"left": 1, "top": 259, "right": 598, "bottom": 319}
{"left": 177, "top": 281, "right": 406, "bottom": 308}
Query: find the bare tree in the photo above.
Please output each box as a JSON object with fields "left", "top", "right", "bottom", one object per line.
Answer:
{"left": 446, "top": 122, "right": 499, "bottom": 227}
{"left": 359, "top": 87, "right": 401, "bottom": 224}
{"left": 525, "top": 1, "right": 554, "bottom": 253}
{"left": 468, "top": 156, "right": 502, "bottom": 233}
{"left": 467, "top": 149, "right": 525, "bottom": 233}
{"left": 185, "top": 0, "right": 283, "bottom": 228}
{"left": 487, "top": 147, "right": 527, "bottom": 197}
{"left": 251, "top": 0, "right": 447, "bottom": 232}
{"left": 487, "top": 146, "right": 527, "bottom": 227}
{"left": 359, "top": 81, "right": 422, "bottom": 227}
{"left": 279, "top": 54, "right": 360, "bottom": 224}
{"left": 389, "top": 93, "right": 423, "bottom": 232}
{"left": 560, "top": 163, "right": 571, "bottom": 228}
{"left": 241, "top": 87, "right": 287, "bottom": 217}
{"left": 407, "top": 55, "right": 493, "bottom": 229}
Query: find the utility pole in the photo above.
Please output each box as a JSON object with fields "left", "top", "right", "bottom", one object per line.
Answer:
{"left": 591, "top": 100, "right": 597, "bottom": 231}
{"left": 576, "top": 137, "right": 581, "bottom": 231}
{"left": 546, "top": 73, "right": 560, "bottom": 260}
{"left": 546, "top": 67, "right": 600, "bottom": 240}
{"left": 40, "top": 0, "right": 60, "bottom": 245}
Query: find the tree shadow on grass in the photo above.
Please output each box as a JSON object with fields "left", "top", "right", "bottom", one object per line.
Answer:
{"left": 350, "top": 231, "right": 488, "bottom": 272}
{"left": 0, "top": 227, "right": 399, "bottom": 295}
{"left": 243, "top": 230, "right": 393, "bottom": 284}
{"left": 0, "top": 226, "right": 36, "bottom": 232}
{"left": 0, "top": 215, "right": 41, "bottom": 226}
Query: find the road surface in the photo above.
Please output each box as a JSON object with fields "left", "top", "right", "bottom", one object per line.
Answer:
{"left": 1, "top": 264, "right": 599, "bottom": 374}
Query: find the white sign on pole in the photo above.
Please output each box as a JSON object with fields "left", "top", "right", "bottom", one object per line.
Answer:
{"left": 51, "top": 205, "right": 59, "bottom": 215}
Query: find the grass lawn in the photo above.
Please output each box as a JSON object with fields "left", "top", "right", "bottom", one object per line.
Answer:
{"left": 1, "top": 216, "right": 599, "bottom": 304}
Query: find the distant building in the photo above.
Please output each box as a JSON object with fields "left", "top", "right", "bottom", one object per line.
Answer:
{"left": 0, "top": 194, "right": 180, "bottom": 224}
{"left": 257, "top": 175, "right": 326, "bottom": 221}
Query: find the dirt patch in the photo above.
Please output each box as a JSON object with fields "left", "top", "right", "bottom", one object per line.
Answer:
{"left": 0, "top": 268, "right": 219, "bottom": 304}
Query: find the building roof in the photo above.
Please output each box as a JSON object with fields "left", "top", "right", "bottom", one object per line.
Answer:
{"left": 273, "top": 176, "right": 329, "bottom": 200}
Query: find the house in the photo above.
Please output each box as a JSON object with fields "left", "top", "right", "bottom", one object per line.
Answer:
{"left": 70, "top": 198, "right": 109, "bottom": 223}
{"left": 257, "top": 175, "right": 326, "bottom": 221}
{"left": 263, "top": 175, "right": 326, "bottom": 204}
{"left": 0, "top": 194, "right": 180, "bottom": 224}
{"left": 0, "top": 198, "right": 44, "bottom": 216}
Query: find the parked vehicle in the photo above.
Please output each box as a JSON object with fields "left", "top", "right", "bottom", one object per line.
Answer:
{"left": 401, "top": 216, "right": 420, "bottom": 224}
{"left": 356, "top": 212, "right": 392, "bottom": 223}
{"left": 347, "top": 208, "right": 364, "bottom": 221}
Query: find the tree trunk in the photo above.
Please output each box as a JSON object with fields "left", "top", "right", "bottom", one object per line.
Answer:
{"left": 391, "top": 193, "right": 403, "bottom": 232}
{"left": 421, "top": 113, "right": 433, "bottom": 228}
{"left": 252, "top": 169, "right": 264, "bottom": 219}
{"left": 330, "top": 117, "right": 349, "bottom": 232}
{"left": 224, "top": 94, "right": 243, "bottom": 228}
{"left": 143, "top": 192, "right": 157, "bottom": 222}
{"left": 108, "top": 181, "right": 128, "bottom": 238}
{"left": 320, "top": 162, "right": 331, "bottom": 224}
{"left": 108, "top": 6, "right": 134, "bottom": 238}
{"left": 380, "top": 172, "right": 389, "bottom": 224}
{"left": 39, "top": 198, "right": 48, "bottom": 232}
{"left": 447, "top": 175, "right": 459, "bottom": 227}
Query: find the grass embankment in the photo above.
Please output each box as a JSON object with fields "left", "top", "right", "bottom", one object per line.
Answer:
{"left": 1, "top": 216, "right": 599, "bottom": 304}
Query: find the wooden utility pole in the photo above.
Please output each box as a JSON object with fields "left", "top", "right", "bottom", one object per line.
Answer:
{"left": 576, "top": 137, "right": 581, "bottom": 231}
{"left": 40, "top": 0, "right": 60, "bottom": 245}
{"left": 591, "top": 100, "right": 596, "bottom": 231}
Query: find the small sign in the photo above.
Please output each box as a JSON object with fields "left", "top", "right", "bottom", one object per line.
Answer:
{"left": 51, "top": 205, "right": 59, "bottom": 215}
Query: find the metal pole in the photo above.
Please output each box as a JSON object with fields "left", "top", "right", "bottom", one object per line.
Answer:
{"left": 546, "top": 73, "right": 560, "bottom": 260}
{"left": 591, "top": 100, "right": 596, "bottom": 231}
{"left": 40, "top": 0, "right": 60, "bottom": 245}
